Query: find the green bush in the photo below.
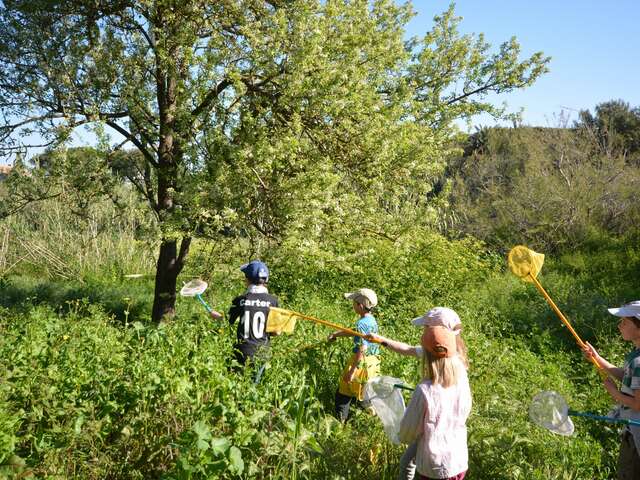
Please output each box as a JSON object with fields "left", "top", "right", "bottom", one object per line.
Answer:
{"left": 448, "top": 126, "right": 640, "bottom": 252}
{"left": 2, "top": 228, "right": 637, "bottom": 478}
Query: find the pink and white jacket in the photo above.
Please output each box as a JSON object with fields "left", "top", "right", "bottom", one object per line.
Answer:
{"left": 398, "top": 357, "right": 472, "bottom": 479}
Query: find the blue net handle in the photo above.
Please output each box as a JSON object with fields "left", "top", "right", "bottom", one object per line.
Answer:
{"left": 196, "top": 294, "right": 213, "bottom": 314}
{"left": 569, "top": 409, "right": 640, "bottom": 427}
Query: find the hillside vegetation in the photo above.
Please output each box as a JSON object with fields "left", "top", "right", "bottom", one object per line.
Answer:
{"left": 447, "top": 102, "right": 640, "bottom": 252}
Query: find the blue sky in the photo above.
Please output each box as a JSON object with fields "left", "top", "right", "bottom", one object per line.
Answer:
{"left": 406, "top": 0, "right": 640, "bottom": 128}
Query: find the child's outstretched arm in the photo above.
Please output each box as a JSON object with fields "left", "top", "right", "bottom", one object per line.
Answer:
{"left": 327, "top": 330, "right": 354, "bottom": 341}
{"left": 367, "top": 333, "right": 418, "bottom": 357}
{"left": 582, "top": 342, "right": 623, "bottom": 380}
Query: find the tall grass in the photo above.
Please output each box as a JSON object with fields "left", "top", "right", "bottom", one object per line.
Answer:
{"left": 0, "top": 187, "right": 157, "bottom": 282}
{"left": 3, "top": 230, "right": 639, "bottom": 477}
{"left": 1, "top": 191, "right": 639, "bottom": 478}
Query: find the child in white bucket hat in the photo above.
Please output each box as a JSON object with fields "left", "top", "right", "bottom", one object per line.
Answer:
{"left": 582, "top": 300, "right": 640, "bottom": 480}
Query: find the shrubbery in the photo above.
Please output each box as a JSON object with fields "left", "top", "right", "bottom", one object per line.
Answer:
{"left": 2, "top": 229, "right": 637, "bottom": 478}
{"left": 448, "top": 124, "right": 640, "bottom": 252}
{"left": 2, "top": 103, "right": 640, "bottom": 477}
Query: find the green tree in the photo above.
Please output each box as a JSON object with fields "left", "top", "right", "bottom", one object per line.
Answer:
{"left": 0, "top": 0, "right": 548, "bottom": 322}
{"left": 448, "top": 126, "right": 640, "bottom": 251}
{"left": 576, "top": 100, "right": 640, "bottom": 163}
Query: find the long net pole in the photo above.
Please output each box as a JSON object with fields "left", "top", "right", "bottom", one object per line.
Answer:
{"left": 275, "top": 307, "right": 384, "bottom": 344}
{"left": 528, "top": 273, "right": 606, "bottom": 377}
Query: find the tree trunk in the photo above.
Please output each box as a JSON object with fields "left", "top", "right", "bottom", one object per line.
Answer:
{"left": 151, "top": 10, "right": 191, "bottom": 323}
{"left": 152, "top": 236, "right": 191, "bottom": 323}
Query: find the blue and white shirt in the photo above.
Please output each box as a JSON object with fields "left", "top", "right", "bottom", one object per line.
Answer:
{"left": 621, "top": 348, "right": 640, "bottom": 395}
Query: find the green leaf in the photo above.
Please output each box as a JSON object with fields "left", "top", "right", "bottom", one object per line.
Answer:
{"left": 73, "top": 414, "right": 85, "bottom": 435}
{"left": 191, "top": 420, "right": 211, "bottom": 441}
{"left": 228, "top": 446, "right": 244, "bottom": 475}
{"left": 209, "top": 437, "right": 230, "bottom": 456}
{"left": 196, "top": 439, "right": 209, "bottom": 451}
{"left": 247, "top": 409, "right": 269, "bottom": 425}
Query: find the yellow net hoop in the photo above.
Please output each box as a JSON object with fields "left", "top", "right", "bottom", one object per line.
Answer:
{"left": 266, "top": 307, "right": 298, "bottom": 334}
{"left": 507, "top": 245, "right": 545, "bottom": 282}
{"left": 507, "top": 245, "right": 608, "bottom": 380}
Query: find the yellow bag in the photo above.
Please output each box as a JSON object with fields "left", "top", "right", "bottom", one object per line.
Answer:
{"left": 338, "top": 353, "right": 381, "bottom": 401}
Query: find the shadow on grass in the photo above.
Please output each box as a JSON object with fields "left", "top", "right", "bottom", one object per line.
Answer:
{"left": 0, "top": 275, "right": 153, "bottom": 324}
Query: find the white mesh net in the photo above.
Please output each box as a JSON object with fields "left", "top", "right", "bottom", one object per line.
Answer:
{"left": 363, "top": 376, "right": 407, "bottom": 445}
{"left": 529, "top": 391, "right": 574, "bottom": 436}
{"left": 180, "top": 279, "right": 208, "bottom": 297}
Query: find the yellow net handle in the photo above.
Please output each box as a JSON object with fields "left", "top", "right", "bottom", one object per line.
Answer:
{"left": 269, "top": 307, "right": 384, "bottom": 344}
{"left": 527, "top": 273, "right": 606, "bottom": 379}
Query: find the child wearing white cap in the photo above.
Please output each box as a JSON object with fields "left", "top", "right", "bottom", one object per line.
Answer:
{"left": 396, "top": 313, "right": 472, "bottom": 480}
{"left": 328, "top": 288, "right": 381, "bottom": 422}
{"left": 369, "top": 307, "right": 467, "bottom": 365}
{"left": 367, "top": 307, "right": 469, "bottom": 480}
{"left": 582, "top": 301, "right": 640, "bottom": 480}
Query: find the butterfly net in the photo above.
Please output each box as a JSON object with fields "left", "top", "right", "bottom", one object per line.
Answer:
{"left": 529, "top": 391, "right": 574, "bottom": 436}
{"left": 363, "top": 376, "right": 407, "bottom": 445}
{"left": 265, "top": 307, "right": 298, "bottom": 334}
{"left": 180, "top": 279, "right": 208, "bottom": 297}
{"left": 508, "top": 246, "right": 545, "bottom": 282}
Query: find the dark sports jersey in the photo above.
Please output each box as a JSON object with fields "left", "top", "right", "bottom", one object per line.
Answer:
{"left": 228, "top": 287, "right": 279, "bottom": 357}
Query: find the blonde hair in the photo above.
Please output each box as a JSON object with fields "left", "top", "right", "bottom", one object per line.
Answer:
{"left": 421, "top": 348, "right": 467, "bottom": 388}
{"left": 456, "top": 336, "right": 469, "bottom": 369}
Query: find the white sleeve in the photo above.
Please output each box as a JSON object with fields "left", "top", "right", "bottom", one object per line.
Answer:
{"left": 398, "top": 386, "right": 425, "bottom": 444}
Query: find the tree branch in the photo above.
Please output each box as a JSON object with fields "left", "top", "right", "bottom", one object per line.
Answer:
{"left": 191, "top": 78, "right": 232, "bottom": 118}
{"left": 176, "top": 236, "right": 192, "bottom": 270}
{"left": 445, "top": 80, "right": 501, "bottom": 106}
{"left": 104, "top": 119, "right": 158, "bottom": 168}
{"left": 0, "top": 114, "right": 67, "bottom": 139}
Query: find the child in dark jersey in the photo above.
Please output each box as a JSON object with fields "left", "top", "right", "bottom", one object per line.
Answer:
{"left": 211, "top": 260, "right": 279, "bottom": 366}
